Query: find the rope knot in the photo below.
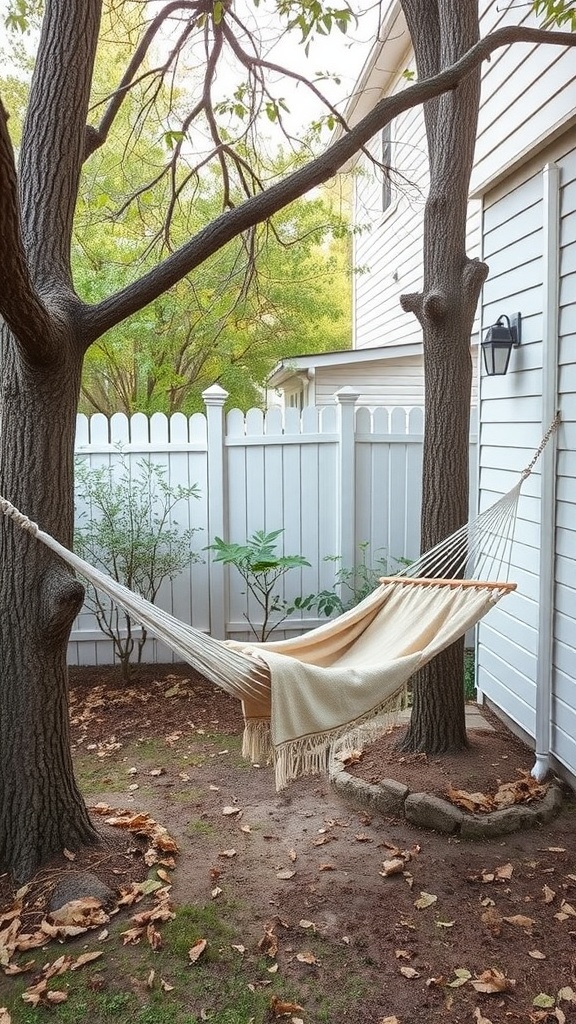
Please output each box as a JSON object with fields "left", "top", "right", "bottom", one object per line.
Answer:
{"left": 0, "top": 496, "right": 39, "bottom": 536}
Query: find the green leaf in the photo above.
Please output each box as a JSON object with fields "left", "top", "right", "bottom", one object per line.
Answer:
{"left": 533, "top": 993, "right": 555, "bottom": 1008}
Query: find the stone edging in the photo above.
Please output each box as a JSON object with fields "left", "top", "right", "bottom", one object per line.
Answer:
{"left": 329, "top": 762, "right": 564, "bottom": 838}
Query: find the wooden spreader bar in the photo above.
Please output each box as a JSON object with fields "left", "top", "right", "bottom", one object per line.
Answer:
{"left": 378, "top": 577, "right": 517, "bottom": 592}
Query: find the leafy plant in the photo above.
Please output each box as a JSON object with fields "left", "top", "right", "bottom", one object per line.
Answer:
{"left": 75, "top": 455, "right": 201, "bottom": 679}
{"left": 208, "top": 529, "right": 321, "bottom": 641}
{"left": 318, "top": 542, "right": 408, "bottom": 615}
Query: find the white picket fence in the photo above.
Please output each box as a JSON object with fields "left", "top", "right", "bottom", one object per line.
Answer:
{"left": 70, "top": 386, "right": 477, "bottom": 666}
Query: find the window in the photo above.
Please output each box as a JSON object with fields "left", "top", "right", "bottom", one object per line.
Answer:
{"left": 381, "top": 123, "right": 393, "bottom": 213}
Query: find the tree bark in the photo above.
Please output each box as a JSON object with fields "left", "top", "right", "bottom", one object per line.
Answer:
{"left": 0, "top": 327, "right": 98, "bottom": 881}
{"left": 399, "top": 0, "right": 489, "bottom": 753}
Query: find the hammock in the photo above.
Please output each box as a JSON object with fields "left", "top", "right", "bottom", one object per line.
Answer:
{"left": 0, "top": 420, "right": 557, "bottom": 788}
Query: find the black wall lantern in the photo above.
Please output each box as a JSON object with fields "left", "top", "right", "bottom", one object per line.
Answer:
{"left": 481, "top": 313, "right": 522, "bottom": 376}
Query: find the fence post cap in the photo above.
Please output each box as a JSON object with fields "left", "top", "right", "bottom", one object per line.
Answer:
{"left": 202, "top": 384, "right": 229, "bottom": 406}
{"left": 334, "top": 386, "right": 361, "bottom": 404}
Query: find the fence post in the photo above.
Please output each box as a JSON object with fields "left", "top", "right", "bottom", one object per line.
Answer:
{"left": 203, "top": 384, "right": 229, "bottom": 640}
{"left": 335, "top": 387, "right": 360, "bottom": 583}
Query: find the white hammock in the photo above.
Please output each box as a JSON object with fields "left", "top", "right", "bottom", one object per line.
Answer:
{"left": 0, "top": 422, "right": 557, "bottom": 787}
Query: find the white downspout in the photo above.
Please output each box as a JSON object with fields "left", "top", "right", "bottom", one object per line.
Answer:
{"left": 532, "top": 163, "right": 560, "bottom": 782}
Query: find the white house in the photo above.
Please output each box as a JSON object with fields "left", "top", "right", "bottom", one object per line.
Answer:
{"left": 318, "top": 2, "right": 576, "bottom": 786}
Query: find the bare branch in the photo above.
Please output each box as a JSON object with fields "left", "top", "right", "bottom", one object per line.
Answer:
{"left": 84, "top": 1, "right": 203, "bottom": 159}
{"left": 80, "top": 24, "right": 576, "bottom": 346}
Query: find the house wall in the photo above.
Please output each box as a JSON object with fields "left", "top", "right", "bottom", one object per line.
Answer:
{"left": 472, "top": 0, "right": 576, "bottom": 197}
{"left": 313, "top": 355, "right": 424, "bottom": 406}
{"left": 352, "top": 46, "right": 481, "bottom": 356}
{"left": 477, "top": 130, "right": 576, "bottom": 780}
{"left": 310, "top": 351, "right": 478, "bottom": 408}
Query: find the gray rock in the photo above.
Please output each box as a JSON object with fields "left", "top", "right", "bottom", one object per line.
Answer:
{"left": 534, "top": 784, "right": 563, "bottom": 823}
{"left": 460, "top": 804, "right": 534, "bottom": 839}
{"left": 372, "top": 778, "right": 409, "bottom": 816}
{"left": 49, "top": 870, "right": 115, "bottom": 913}
{"left": 404, "top": 793, "right": 464, "bottom": 834}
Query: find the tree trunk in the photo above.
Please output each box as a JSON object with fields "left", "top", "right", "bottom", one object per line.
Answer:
{"left": 399, "top": 0, "right": 489, "bottom": 753}
{"left": 0, "top": 329, "right": 98, "bottom": 881}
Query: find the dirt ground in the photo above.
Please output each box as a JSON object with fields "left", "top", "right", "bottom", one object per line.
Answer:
{"left": 2, "top": 662, "right": 576, "bottom": 1024}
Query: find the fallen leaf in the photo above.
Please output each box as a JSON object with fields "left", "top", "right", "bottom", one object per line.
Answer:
{"left": 147, "top": 924, "right": 162, "bottom": 950}
{"left": 414, "top": 892, "right": 437, "bottom": 910}
{"left": 474, "top": 1008, "right": 494, "bottom": 1024}
{"left": 436, "top": 920, "right": 455, "bottom": 929}
{"left": 231, "top": 944, "right": 246, "bottom": 954}
{"left": 471, "top": 968, "right": 515, "bottom": 993}
{"left": 378, "top": 1018, "right": 400, "bottom": 1024}
{"left": 222, "top": 806, "right": 241, "bottom": 816}
{"left": 3, "top": 960, "right": 35, "bottom": 976}
{"left": 446, "top": 786, "right": 493, "bottom": 813}
{"left": 543, "top": 885, "right": 556, "bottom": 904}
{"left": 276, "top": 869, "right": 295, "bottom": 880}
{"left": 160, "top": 979, "right": 174, "bottom": 992}
{"left": 558, "top": 987, "right": 576, "bottom": 1003}
{"left": 267, "top": 962, "right": 279, "bottom": 973}
{"left": 380, "top": 858, "right": 405, "bottom": 877}
{"left": 400, "top": 966, "right": 420, "bottom": 978}
{"left": 448, "top": 968, "right": 472, "bottom": 988}
{"left": 211, "top": 887, "right": 223, "bottom": 899}
{"left": 269, "top": 995, "right": 304, "bottom": 1017}
{"left": 296, "top": 951, "right": 318, "bottom": 965}
{"left": 146, "top": 969, "right": 155, "bottom": 989}
{"left": 218, "top": 849, "right": 237, "bottom": 859}
{"left": 0, "top": 1009, "right": 11, "bottom": 1024}
{"left": 299, "top": 920, "right": 316, "bottom": 932}
{"left": 70, "top": 951, "right": 103, "bottom": 970}
{"left": 495, "top": 862, "right": 514, "bottom": 880}
{"left": 63, "top": 848, "right": 76, "bottom": 861}
{"left": 503, "top": 914, "right": 535, "bottom": 933}
{"left": 258, "top": 926, "right": 278, "bottom": 958}
{"left": 528, "top": 950, "right": 547, "bottom": 959}
{"left": 188, "top": 939, "right": 207, "bottom": 964}
{"left": 533, "top": 993, "right": 556, "bottom": 1009}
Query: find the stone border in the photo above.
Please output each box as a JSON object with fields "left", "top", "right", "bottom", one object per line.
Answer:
{"left": 329, "top": 762, "right": 564, "bottom": 838}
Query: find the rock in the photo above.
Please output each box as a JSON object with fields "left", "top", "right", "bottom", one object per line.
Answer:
{"left": 49, "top": 870, "right": 116, "bottom": 913}
{"left": 404, "top": 793, "right": 464, "bottom": 834}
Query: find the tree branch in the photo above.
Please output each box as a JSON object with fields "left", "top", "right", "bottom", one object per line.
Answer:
{"left": 84, "top": 1, "right": 202, "bottom": 160}
{"left": 0, "top": 100, "right": 54, "bottom": 361}
{"left": 80, "top": 24, "right": 576, "bottom": 346}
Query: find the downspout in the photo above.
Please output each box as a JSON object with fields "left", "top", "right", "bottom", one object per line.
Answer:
{"left": 532, "top": 162, "right": 560, "bottom": 782}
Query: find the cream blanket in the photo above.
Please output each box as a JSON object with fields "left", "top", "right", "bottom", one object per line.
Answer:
{"left": 234, "top": 580, "right": 509, "bottom": 788}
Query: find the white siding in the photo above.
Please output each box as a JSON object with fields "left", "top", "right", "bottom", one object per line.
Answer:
{"left": 353, "top": 90, "right": 429, "bottom": 351}
{"left": 471, "top": 0, "right": 576, "bottom": 196}
{"left": 477, "top": 132, "right": 576, "bottom": 782}
{"left": 314, "top": 355, "right": 424, "bottom": 406}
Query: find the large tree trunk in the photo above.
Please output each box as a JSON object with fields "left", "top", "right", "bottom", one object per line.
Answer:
{"left": 0, "top": 328, "right": 98, "bottom": 881}
{"left": 399, "top": 0, "right": 489, "bottom": 753}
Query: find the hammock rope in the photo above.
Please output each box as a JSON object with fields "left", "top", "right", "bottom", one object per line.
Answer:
{"left": 0, "top": 416, "right": 559, "bottom": 787}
